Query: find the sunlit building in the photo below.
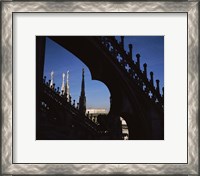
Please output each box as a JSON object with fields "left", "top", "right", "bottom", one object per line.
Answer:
{"left": 120, "top": 117, "right": 129, "bottom": 140}
{"left": 86, "top": 108, "right": 107, "bottom": 123}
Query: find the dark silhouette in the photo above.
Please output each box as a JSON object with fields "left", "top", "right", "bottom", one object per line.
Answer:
{"left": 36, "top": 36, "right": 164, "bottom": 140}
{"left": 79, "top": 68, "right": 86, "bottom": 114}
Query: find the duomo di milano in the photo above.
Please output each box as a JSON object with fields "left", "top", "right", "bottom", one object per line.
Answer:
{"left": 49, "top": 68, "right": 107, "bottom": 117}
{"left": 37, "top": 36, "right": 163, "bottom": 140}
{"left": 41, "top": 68, "right": 128, "bottom": 140}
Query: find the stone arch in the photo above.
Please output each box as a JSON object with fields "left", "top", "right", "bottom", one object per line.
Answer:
{"left": 44, "top": 37, "right": 111, "bottom": 114}
{"left": 46, "top": 36, "right": 163, "bottom": 140}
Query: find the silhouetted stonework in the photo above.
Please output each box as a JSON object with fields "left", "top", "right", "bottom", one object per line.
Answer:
{"left": 79, "top": 68, "right": 86, "bottom": 114}
{"left": 38, "top": 82, "right": 109, "bottom": 140}
{"left": 36, "top": 36, "right": 164, "bottom": 140}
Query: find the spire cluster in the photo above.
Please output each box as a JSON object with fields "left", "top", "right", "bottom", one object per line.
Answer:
{"left": 43, "top": 67, "right": 104, "bottom": 129}
{"left": 43, "top": 68, "right": 87, "bottom": 115}
{"left": 42, "top": 76, "right": 101, "bottom": 131}
{"left": 44, "top": 70, "right": 72, "bottom": 105}
{"left": 60, "top": 71, "right": 70, "bottom": 102}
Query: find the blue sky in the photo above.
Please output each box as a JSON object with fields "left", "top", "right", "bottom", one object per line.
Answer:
{"left": 43, "top": 36, "right": 164, "bottom": 112}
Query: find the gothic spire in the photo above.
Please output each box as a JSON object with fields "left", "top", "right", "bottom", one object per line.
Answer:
{"left": 50, "top": 71, "right": 54, "bottom": 88}
{"left": 60, "top": 73, "right": 65, "bottom": 95}
{"left": 65, "top": 70, "right": 70, "bottom": 101}
{"left": 79, "top": 68, "right": 86, "bottom": 114}
{"left": 81, "top": 69, "right": 85, "bottom": 96}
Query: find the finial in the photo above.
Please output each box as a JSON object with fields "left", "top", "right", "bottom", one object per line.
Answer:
{"left": 66, "top": 71, "right": 69, "bottom": 81}
{"left": 136, "top": 53, "right": 141, "bottom": 69}
{"left": 156, "top": 80, "right": 160, "bottom": 94}
{"left": 143, "top": 63, "right": 147, "bottom": 77}
{"left": 150, "top": 71, "right": 154, "bottom": 86}
{"left": 62, "top": 73, "right": 65, "bottom": 79}
{"left": 128, "top": 44, "right": 133, "bottom": 60}
{"left": 60, "top": 73, "right": 66, "bottom": 96}
{"left": 65, "top": 70, "right": 70, "bottom": 101}
{"left": 50, "top": 71, "right": 54, "bottom": 88}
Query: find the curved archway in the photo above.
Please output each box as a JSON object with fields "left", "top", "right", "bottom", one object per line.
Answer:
{"left": 46, "top": 36, "right": 149, "bottom": 140}
{"left": 45, "top": 36, "right": 164, "bottom": 140}
{"left": 44, "top": 37, "right": 111, "bottom": 114}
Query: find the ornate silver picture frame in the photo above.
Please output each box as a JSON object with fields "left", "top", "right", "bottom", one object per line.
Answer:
{"left": 1, "top": 1, "right": 199, "bottom": 175}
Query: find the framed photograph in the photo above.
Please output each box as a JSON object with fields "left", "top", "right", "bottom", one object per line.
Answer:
{"left": 1, "top": 1, "right": 199, "bottom": 175}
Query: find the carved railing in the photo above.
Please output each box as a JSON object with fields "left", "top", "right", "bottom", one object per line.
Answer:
{"left": 41, "top": 79, "right": 106, "bottom": 134}
{"left": 95, "top": 36, "right": 164, "bottom": 109}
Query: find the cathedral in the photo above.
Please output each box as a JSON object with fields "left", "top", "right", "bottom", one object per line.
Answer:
{"left": 37, "top": 36, "right": 164, "bottom": 140}
{"left": 48, "top": 68, "right": 87, "bottom": 117}
{"left": 37, "top": 68, "right": 113, "bottom": 140}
